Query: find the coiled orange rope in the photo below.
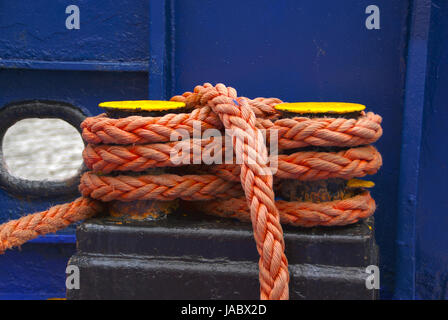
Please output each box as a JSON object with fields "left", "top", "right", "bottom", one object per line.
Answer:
{"left": 0, "top": 83, "right": 383, "bottom": 300}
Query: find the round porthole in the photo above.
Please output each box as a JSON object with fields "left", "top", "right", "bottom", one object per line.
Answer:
{"left": 0, "top": 101, "right": 87, "bottom": 198}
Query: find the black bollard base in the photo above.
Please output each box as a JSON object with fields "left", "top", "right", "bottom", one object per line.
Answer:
{"left": 66, "top": 211, "right": 379, "bottom": 300}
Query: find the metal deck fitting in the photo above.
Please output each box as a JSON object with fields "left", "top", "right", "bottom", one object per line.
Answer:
{"left": 67, "top": 211, "right": 378, "bottom": 300}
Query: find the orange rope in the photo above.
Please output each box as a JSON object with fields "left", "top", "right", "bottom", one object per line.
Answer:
{"left": 81, "top": 106, "right": 382, "bottom": 149}
{"left": 196, "top": 84, "right": 290, "bottom": 300}
{"left": 199, "top": 191, "right": 375, "bottom": 228}
{"left": 79, "top": 172, "right": 243, "bottom": 201}
{"left": 0, "top": 197, "right": 102, "bottom": 254}
{"left": 271, "top": 112, "right": 382, "bottom": 149}
{"left": 81, "top": 107, "right": 223, "bottom": 145}
{"left": 83, "top": 139, "right": 382, "bottom": 178}
{"left": 0, "top": 82, "right": 383, "bottom": 300}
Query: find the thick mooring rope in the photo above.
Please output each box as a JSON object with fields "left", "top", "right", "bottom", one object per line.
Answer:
{"left": 0, "top": 83, "right": 383, "bottom": 300}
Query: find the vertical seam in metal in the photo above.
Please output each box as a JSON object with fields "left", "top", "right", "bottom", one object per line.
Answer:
{"left": 148, "top": 0, "right": 168, "bottom": 99}
{"left": 395, "top": 0, "right": 432, "bottom": 300}
{"left": 166, "top": 0, "right": 176, "bottom": 98}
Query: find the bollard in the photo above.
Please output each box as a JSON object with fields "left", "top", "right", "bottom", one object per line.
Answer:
{"left": 98, "top": 100, "right": 186, "bottom": 222}
{"left": 67, "top": 101, "right": 379, "bottom": 300}
{"left": 274, "top": 102, "right": 370, "bottom": 204}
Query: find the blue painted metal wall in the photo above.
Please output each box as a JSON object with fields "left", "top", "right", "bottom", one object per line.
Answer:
{"left": 413, "top": 0, "right": 448, "bottom": 299}
{"left": 0, "top": 0, "right": 149, "bottom": 299}
{"left": 172, "top": 0, "right": 410, "bottom": 299}
{"left": 0, "top": 0, "right": 446, "bottom": 299}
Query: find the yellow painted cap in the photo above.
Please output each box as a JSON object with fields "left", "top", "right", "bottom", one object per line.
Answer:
{"left": 99, "top": 100, "right": 186, "bottom": 111}
{"left": 275, "top": 102, "right": 365, "bottom": 114}
{"left": 347, "top": 179, "right": 375, "bottom": 188}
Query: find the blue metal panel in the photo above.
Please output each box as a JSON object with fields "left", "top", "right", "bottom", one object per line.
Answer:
{"left": 0, "top": 243, "right": 75, "bottom": 299}
{"left": 0, "top": 1, "right": 153, "bottom": 300}
{"left": 173, "top": 0, "right": 410, "bottom": 298}
{"left": 0, "top": 60, "right": 148, "bottom": 72}
{"left": 148, "top": 0, "right": 171, "bottom": 99}
{"left": 0, "top": 1, "right": 149, "bottom": 64}
{"left": 414, "top": 0, "right": 448, "bottom": 299}
{"left": 0, "top": 69, "right": 148, "bottom": 298}
{"left": 395, "top": 0, "right": 432, "bottom": 300}
{"left": 1, "top": 0, "right": 447, "bottom": 300}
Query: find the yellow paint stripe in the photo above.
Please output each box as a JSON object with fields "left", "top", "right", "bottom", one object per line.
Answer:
{"left": 99, "top": 100, "right": 186, "bottom": 111}
{"left": 347, "top": 179, "right": 375, "bottom": 188}
{"left": 275, "top": 102, "right": 365, "bottom": 114}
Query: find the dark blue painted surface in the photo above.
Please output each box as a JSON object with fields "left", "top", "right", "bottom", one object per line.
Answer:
{"left": 0, "top": 1, "right": 150, "bottom": 299}
{"left": 0, "top": 243, "right": 75, "bottom": 300}
{"left": 395, "top": 0, "right": 432, "bottom": 300}
{"left": 0, "top": 1, "right": 149, "bottom": 63}
{"left": 413, "top": 0, "right": 448, "bottom": 299}
{"left": 0, "top": 0, "right": 446, "bottom": 299}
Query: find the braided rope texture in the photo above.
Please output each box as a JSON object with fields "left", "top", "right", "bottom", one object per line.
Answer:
{"left": 200, "top": 191, "right": 375, "bottom": 227}
{"left": 84, "top": 139, "right": 382, "bottom": 179}
{"left": 0, "top": 82, "right": 383, "bottom": 300}
{"left": 0, "top": 197, "right": 102, "bottom": 253}
{"left": 192, "top": 84, "right": 290, "bottom": 300}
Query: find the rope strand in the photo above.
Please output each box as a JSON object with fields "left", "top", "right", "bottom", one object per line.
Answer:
{"left": 0, "top": 197, "right": 102, "bottom": 254}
